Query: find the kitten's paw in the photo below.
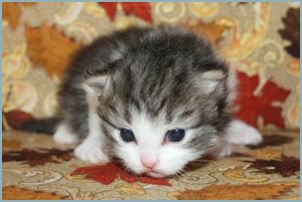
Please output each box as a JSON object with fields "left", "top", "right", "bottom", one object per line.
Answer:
{"left": 74, "top": 140, "right": 110, "bottom": 164}
{"left": 225, "top": 120, "right": 262, "bottom": 146}
{"left": 54, "top": 124, "right": 79, "bottom": 145}
{"left": 217, "top": 145, "right": 232, "bottom": 157}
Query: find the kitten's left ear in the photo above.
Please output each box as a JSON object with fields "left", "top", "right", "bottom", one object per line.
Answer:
{"left": 84, "top": 75, "right": 111, "bottom": 95}
{"left": 197, "top": 70, "right": 226, "bottom": 94}
{"left": 84, "top": 59, "right": 123, "bottom": 95}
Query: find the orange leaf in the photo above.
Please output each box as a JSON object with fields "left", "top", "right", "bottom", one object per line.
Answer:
{"left": 25, "top": 25, "right": 82, "bottom": 76}
{"left": 184, "top": 20, "right": 227, "bottom": 46}
{"left": 3, "top": 185, "right": 69, "bottom": 200}
{"left": 2, "top": 139, "right": 22, "bottom": 151}
{"left": 2, "top": 2, "right": 21, "bottom": 30}
{"left": 171, "top": 182, "right": 298, "bottom": 200}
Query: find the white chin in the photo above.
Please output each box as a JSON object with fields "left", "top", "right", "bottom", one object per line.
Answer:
{"left": 146, "top": 171, "right": 166, "bottom": 178}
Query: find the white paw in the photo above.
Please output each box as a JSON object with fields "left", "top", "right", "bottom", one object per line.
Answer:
{"left": 53, "top": 124, "right": 79, "bottom": 145}
{"left": 74, "top": 139, "right": 110, "bottom": 164}
{"left": 217, "top": 145, "right": 232, "bottom": 157}
{"left": 225, "top": 120, "right": 263, "bottom": 146}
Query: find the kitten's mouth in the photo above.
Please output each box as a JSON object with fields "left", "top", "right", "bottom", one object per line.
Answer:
{"left": 146, "top": 171, "right": 165, "bottom": 178}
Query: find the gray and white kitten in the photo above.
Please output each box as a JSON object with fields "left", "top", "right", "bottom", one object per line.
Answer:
{"left": 25, "top": 26, "right": 262, "bottom": 178}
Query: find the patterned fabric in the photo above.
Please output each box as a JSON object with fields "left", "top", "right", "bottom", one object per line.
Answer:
{"left": 2, "top": 2, "right": 300, "bottom": 130}
{"left": 2, "top": 2, "right": 300, "bottom": 200}
{"left": 2, "top": 131, "right": 300, "bottom": 200}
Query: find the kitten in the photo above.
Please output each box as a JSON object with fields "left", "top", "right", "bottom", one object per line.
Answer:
{"left": 23, "top": 26, "right": 262, "bottom": 178}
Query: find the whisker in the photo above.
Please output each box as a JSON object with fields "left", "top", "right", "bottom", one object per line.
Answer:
{"left": 173, "top": 170, "right": 184, "bottom": 178}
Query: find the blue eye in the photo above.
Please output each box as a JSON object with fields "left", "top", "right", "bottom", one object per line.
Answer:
{"left": 120, "top": 129, "right": 135, "bottom": 142}
{"left": 167, "top": 129, "right": 185, "bottom": 142}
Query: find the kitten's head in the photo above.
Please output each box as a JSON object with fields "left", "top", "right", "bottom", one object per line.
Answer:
{"left": 91, "top": 27, "right": 233, "bottom": 178}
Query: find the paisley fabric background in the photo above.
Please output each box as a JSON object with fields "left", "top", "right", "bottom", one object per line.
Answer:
{"left": 2, "top": 2, "right": 300, "bottom": 200}
{"left": 2, "top": 130, "right": 300, "bottom": 199}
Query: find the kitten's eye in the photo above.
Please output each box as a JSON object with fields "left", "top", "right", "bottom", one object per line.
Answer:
{"left": 166, "top": 129, "right": 185, "bottom": 142}
{"left": 120, "top": 129, "right": 136, "bottom": 142}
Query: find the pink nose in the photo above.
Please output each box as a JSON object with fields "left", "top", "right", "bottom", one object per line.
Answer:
{"left": 141, "top": 159, "right": 158, "bottom": 169}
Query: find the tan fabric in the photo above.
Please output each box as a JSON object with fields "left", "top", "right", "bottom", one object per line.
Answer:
{"left": 2, "top": 130, "right": 300, "bottom": 200}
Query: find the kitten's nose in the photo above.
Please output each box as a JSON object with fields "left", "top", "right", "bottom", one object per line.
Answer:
{"left": 141, "top": 159, "right": 158, "bottom": 169}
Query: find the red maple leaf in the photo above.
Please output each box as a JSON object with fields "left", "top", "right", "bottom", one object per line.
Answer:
{"left": 235, "top": 72, "right": 290, "bottom": 128}
{"left": 3, "top": 148, "right": 73, "bottom": 166}
{"left": 98, "top": 2, "right": 117, "bottom": 21}
{"left": 70, "top": 163, "right": 171, "bottom": 186}
{"left": 121, "top": 3, "right": 153, "bottom": 23}
{"left": 99, "top": 2, "right": 153, "bottom": 23}
{"left": 5, "top": 110, "right": 34, "bottom": 130}
{"left": 244, "top": 155, "right": 300, "bottom": 177}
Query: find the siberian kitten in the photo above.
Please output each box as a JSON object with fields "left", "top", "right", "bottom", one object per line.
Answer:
{"left": 24, "top": 26, "right": 262, "bottom": 178}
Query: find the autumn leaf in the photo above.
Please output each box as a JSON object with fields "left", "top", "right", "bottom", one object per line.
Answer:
{"left": 121, "top": 3, "right": 153, "bottom": 23}
{"left": 25, "top": 25, "right": 82, "bottom": 76}
{"left": 71, "top": 163, "right": 117, "bottom": 185}
{"left": 2, "top": 139, "right": 22, "bottom": 151}
{"left": 170, "top": 182, "right": 298, "bottom": 200}
{"left": 235, "top": 71, "right": 290, "bottom": 128}
{"left": 245, "top": 155, "right": 300, "bottom": 177}
{"left": 2, "top": 148, "right": 73, "bottom": 166}
{"left": 2, "top": 185, "right": 69, "bottom": 200}
{"left": 5, "top": 110, "right": 34, "bottom": 130}
{"left": 99, "top": 2, "right": 153, "bottom": 23}
{"left": 98, "top": 2, "right": 117, "bottom": 21}
{"left": 247, "top": 134, "right": 293, "bottom": 149}
{"left": 71, "top": 163, "right": 171, "bottom": 186}
{"left": 279, "top": 8, "right": 300, "bottom": 58}
{"left": 2, "top": 2, "right": 37, "bottom": 30}
{"left": 184, "top": 20, "right": 227, "bottom": 46}
{"left": 2, "top": 2, "right": 21, "bottom": 30}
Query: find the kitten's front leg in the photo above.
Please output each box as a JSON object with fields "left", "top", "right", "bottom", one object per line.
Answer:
{"left": 54, "top": 124, "right": 79, "bottom": 145}
{"left": 225, "top": 119, "right": 262, "bottom": 145}
{"left": 217, "top": 119, "right": 262, "bottom": 157}
{"left": 74, "top": 113, "right": 110, "bottom": 164}
{"left": 74, "top": 84, "right": 110, "bottom": 164}
{"left": 54, "top": 122, "right": 109, "bottom": 163}
{"left": 74, "top": 136, "right": 110, "bottom": 164}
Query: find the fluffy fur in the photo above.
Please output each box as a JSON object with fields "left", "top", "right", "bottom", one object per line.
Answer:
{"left": 23, "top": 26, "right": 262, "bottom": 178}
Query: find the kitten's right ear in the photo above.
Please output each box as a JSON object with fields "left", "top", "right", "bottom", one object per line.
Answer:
{"left": 84, "top": 74, "right": 111, "bottom": 95}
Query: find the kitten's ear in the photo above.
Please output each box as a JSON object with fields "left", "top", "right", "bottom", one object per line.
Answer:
{"left": 84, "top": 60, "right": 122, "bottom": 95}
{"left": 197, "top": 70, "right": 226, "bottom": 94}
{"left": 84, "top": 75, "right": 111, "bottom": 95}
